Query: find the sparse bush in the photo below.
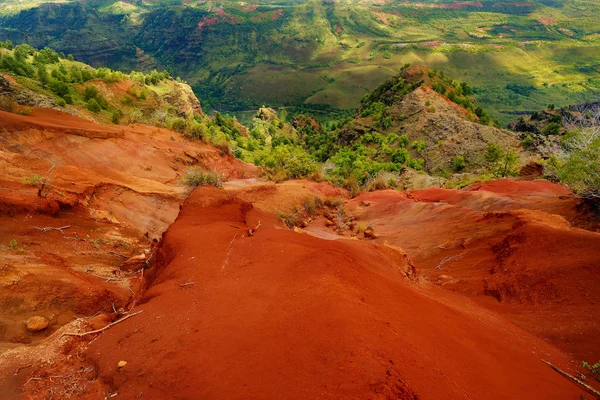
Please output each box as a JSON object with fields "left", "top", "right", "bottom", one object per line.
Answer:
{"left": 184, "top": 167, "right": 223, "bottom": 188}
{"left": 582, "top": 360, "right": 600, "bottom": 382}
{"left": 544, "top": 122, "right": 561, "bottom": 136}
{"left": 112, "top": 109, "right": 123, "bottom": 124}
{"left": 277, "top": 212, "right": 298, "bottom": 228}
{"left": 0, "top": 95, "right": 17, "bottom": 113}
{"left": 485, "top": 143, "right": 502, "bottom": 163}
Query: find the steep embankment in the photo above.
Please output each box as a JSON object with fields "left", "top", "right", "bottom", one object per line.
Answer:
{"left": 0, "top": 107, "right": 256, "bottom": 353}
{"left": 348, "top": 180, "right": 600, "bottom": 361}
{"left": 5, "top": 185, "right": 585, "bottom": 399}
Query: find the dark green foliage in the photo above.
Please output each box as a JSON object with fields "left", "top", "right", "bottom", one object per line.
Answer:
{"left": 48, "top": 80, "right": 70, "bottom": 97}
{"left": 37, "top": 64, "right": 49, "bottom": 86}
{"left": 485, "top": 143, "right": 503, "bottom": 163}
{"left": 544, "top": 122, "right": 561, "bottom": 135}
{"left": 87, "top": 98, "right": 101, "bottom": 112}
{"left": 452, "top": 155, "right": 466, "bottom": 171}
{"left": 171, "top": 118, "right": 187, "bottom": 133}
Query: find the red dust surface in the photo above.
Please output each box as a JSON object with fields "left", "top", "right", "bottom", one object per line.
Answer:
{"left": 348, "top": 180, "right": 600, "bottom": 362}
{"left": 73, "top": 188, "right": 584, "bottom": 399}
{"left": 0, "top": 109, "right": 598, "bottom": 399}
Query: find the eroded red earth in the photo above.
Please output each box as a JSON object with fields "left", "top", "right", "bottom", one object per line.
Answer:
{"left": 0, "top": 109, "right": 599, "bottom": 399}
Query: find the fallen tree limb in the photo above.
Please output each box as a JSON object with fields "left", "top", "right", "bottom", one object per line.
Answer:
{"left": 62, "top": 310, "right": 143, "bottom": 337}
{"left": 542, "top": 360, "right": 600, "bottom": 398}
{"left": 32, "top": 225, "right": 71, "bottom": 234}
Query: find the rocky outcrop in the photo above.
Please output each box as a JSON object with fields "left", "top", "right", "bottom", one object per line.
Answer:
{"left": 0, "top": 74, "right": 60, "bottom": 110}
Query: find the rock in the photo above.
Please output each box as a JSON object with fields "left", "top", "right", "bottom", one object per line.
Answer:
{"left": 9, "top": 334, "right": 32, "bottom": 344}
{"left": 118, "top": 361, "right": 127, "bottom": 368}
{"left": 26, "top": 316, "right": 49, "bottom": 332}
{"left": 325, "top": 219, "right": 336, "bottom": 228}
{"left": 519, "top": 162, "right": 544, "bottom": 179}
{"left": 436, "top": 275, "right": 456, "bottom": 286}
{"left": 120, "top": 253, "right": 146, "bottom": 272}
{"left": 364, "top": 227, "right": 377, "bottom": 239}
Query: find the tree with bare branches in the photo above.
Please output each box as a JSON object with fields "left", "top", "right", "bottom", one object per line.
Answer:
{"left": 546, "top": 104, "right": 600, "bottom": 199}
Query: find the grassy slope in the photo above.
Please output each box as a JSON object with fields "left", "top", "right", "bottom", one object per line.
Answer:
{"left": 0, "top": 0, "right": 599, "bottom": 125}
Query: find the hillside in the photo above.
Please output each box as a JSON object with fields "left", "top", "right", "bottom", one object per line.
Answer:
{"left": 1, "top": 0, "right": 600, "bottom": 123}
{"left": 0, "top": 42, "right": 599, "bottom": 399}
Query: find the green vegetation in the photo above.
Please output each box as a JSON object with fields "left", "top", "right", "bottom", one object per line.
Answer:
{"left": 452, "top": 156, "right": 466, "bottom": 171}
{"left": 582, "top": 360, "right": 600, "bottom": 382}
{"left": 1, "top": 1, "right": 600, "bottom": 125}
{"left": 184, "top": 167, "right": 223, "bottom": 188}
{"left": 485, "top": 143, "right": 519, "bottom": 178}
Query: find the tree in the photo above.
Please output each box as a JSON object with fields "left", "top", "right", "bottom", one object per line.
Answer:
{"left": 37, "top": 64, "right": 49, "bottom": 86}
{"left": 485, "top": 143, "right": 518, "bottom": 177}
{"left": 87, "top": 98, "right": 101, "bottom": 112}
{"left": 485, "top": 143, "right": 502, "bottom": 163}
{"left": 551, "top": 105, "right": 600, "bottom": 199}
{"left": 496, "top": 150, "right": 518, "bottom": 178}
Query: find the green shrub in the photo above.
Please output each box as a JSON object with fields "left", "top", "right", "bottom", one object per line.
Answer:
{"left": 184, "top": 167, "right": 222, "bottom": 188}
{"left": 522, "top": 135, "right": 534, "bottom": 149}
{"left": 452, "top": 156, "right": 466, "bottom": 171}
{"left": 256, "top": 145, "right": 317, "bottom": 180}
{"left": 171, "top": 118, "right": 187, "bottom": 133}
{"left": 411, "top": 140, "right": 426, "bottom": 152}
{"left": 544, "top": 122, "right": 561, "bottom": 136}
{"left": 87, "top": 98, "right": 101, "bottom": 113}
{"left": 485, "top": 143, "right": 502, "bottom": 163}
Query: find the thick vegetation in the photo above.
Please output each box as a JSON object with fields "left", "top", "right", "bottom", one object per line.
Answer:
{"left": 1, "top": 0, "right": 600, "bottom": 124}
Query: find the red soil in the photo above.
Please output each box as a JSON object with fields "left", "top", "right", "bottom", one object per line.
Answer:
{"left": 0, "top": 109, "right": 598, "bottom": 398}
{"left": 0, "top": 107, "right": 256, "bottom": 362}
{"left": 26, "top": 187, "right": 581, "bottom": 399}
{"left": 348, "top": 180, "right": 600, "bottom": 362}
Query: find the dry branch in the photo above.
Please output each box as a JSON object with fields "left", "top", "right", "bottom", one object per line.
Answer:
{"left": 62, "top": 310, "right": 143, "bottom": 337}
{"left": 542, "top": 359, "right": 600, "bottom": 398}
{"left": 32, "top": 225, "right": 71, "bottom": 234}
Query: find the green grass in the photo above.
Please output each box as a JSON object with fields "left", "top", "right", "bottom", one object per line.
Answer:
{"left": 1, "top": 0, "right": 600, "bottom": 125}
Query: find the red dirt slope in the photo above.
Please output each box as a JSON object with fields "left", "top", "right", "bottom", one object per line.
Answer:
{"left": 0, "top": 107, "right": 256, "bottom": 353}
{"left": 29, "top": 187, "right": 583, "bottom": 399}
{"left": 348, "top": 180, "right": 600, "bottom": 361}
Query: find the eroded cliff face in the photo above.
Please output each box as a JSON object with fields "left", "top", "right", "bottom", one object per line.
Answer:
{"left": 0, "top": 107, "right": 598, "bottom": 399}
{"left": 0, "top": 106, "right": 256, "bottom": 358}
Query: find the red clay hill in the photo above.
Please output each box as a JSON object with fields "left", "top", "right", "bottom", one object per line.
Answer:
{"left": 0, "top": 107, "right": 599, "bottom": 399}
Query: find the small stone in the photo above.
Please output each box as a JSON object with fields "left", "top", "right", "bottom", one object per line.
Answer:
{"left": 26, "top": 316, "right": 48, "bottom": 332}
{"left": 364, "top": 227, "right": 377, "bottom": 239}
{"left": 118, "top": 361, "right": 127, "bottom": 368}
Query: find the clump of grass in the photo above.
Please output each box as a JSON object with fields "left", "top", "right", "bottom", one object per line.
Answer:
{"left": 184, "top": 167, "right": 223, "bottom": 188}
{"left": 324, "top": 198, "right": 343, "bottom": 208}
{"left": 303, "top": 199, "right": 317, "bottom": 216}
{"left": 0, "top": 95, "right": 17, "bottom": 113}
{"left": 582, "top": 360, "right": 600, "bottom": 382}
{"left": 313, "top": 196, "right": 324, "bottom": 209}
{"left": 363, "top": 171, "right": 400, "bottom": 192}
{"left": 277, "top": 212, "right": 298, "bottom": 228}
{"left": 22, "top": 174, "right": 45, "bottom": 186}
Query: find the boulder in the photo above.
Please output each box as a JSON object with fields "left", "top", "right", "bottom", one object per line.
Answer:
{"left": 26, "top": 316, "right": 49, "bottom": 332}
